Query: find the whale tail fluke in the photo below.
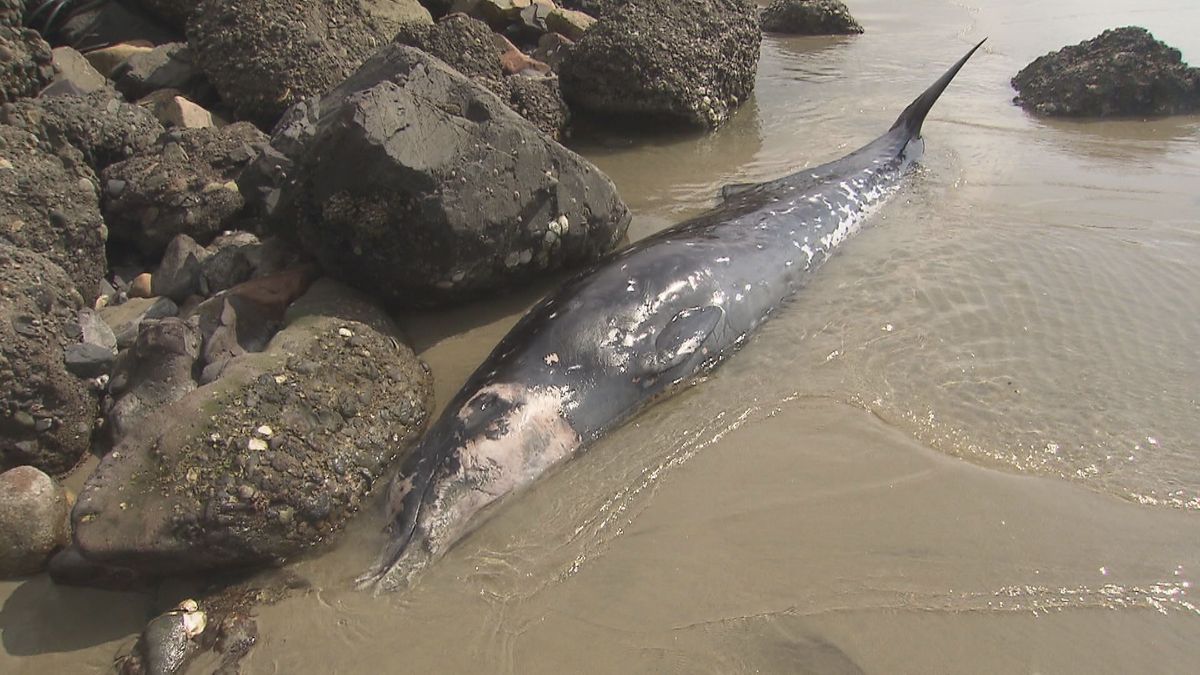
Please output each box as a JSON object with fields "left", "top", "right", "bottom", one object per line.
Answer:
{"left": 890, "top": 38, "right": 987, "bottom": 139}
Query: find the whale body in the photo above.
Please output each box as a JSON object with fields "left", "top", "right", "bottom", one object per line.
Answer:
{"left": 362, "top": 40, "right": 986, "bottom": 591}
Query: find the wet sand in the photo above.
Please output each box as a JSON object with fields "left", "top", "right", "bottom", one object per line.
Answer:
{"left": 4, "top": 0, "right": 1200, "bottom": 672}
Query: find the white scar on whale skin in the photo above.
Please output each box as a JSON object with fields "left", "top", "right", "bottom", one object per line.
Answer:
{"left": 414, "top": 383, "right": 582, "bottom": 559}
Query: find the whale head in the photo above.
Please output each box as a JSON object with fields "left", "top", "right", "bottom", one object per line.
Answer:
{"left": 361, "top": 382, "right": 579, "bottom": 591}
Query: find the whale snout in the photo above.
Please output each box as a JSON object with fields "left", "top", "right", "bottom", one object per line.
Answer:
{"left": 358, "top": 450, "right": 438, "bottom": 591}
{"left": 363, "top": 382, "right": 582, "bottom": 592}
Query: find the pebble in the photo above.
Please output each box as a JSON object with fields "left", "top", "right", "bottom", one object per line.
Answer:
{"left": 0, "top": 466, "right": 71, "bottom": 577}
{"left": 129, "top": 273, "right": 154, "bottom": 298}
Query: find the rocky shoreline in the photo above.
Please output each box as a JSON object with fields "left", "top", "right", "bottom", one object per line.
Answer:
{"left": 1, "top": 0, "right": 1197, "bottom": 672}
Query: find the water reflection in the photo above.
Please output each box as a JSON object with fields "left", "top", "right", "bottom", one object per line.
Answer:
{"left": 1029, "top": 113, "right": 1200, "bottom": 161}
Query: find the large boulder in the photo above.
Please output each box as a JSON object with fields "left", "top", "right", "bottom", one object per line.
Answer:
{"left": 1012, "top": 27, "right": 1200, "bottom": 117}
{"left": 126, "top": 0, "right": 202, "bottom": 32}
{"left": 0, "top": 466, "right": 71, "bottom": 577}
{"left": 502, "top": 73, "right": 569, "bottom": 139}
{"left": 187, "top": 0, "right": 433, "bottom": 127}
{"left": 0, "top": 89, "right": 165, "bottom": 174}
{"left": 0, "top": 0, "right": 20, "bottom": 28}
{"left": 252, "top": 44, "right": 628, "bottom": 306}
{"left": 101, "top": 122, "right": 267, "bottom": 257}
{"left": 0, "top": 25, "right": 56, "bottom": 103}
{"left": 559, "top": 0, "right": 760, "bottom": 129}
{"left": 0, "top": 245, "right": 97, "bottom": 476}
{"left": 73, "top": 279, "right": 433, "bottom": 574}
{"left": 392, "top": 13, "right": 503, "bottom": 84}
{"left": 0, "top": 125, "right": 106, "bottom": 298}
{"left": 391, "top": 13, "right": 569, "bottom": 138}
{"left": 760, "top": 0, "right": 863, "bottom": 35}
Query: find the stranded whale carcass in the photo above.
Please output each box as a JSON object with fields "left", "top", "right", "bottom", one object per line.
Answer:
{"left": 361, "top": 40, "right": 987, "bottom": 591}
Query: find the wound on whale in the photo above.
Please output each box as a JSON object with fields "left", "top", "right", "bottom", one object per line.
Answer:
{"left": 361, "top": 40, "right": 987, "bottom": 591}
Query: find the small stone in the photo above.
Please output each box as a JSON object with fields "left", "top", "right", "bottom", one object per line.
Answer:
{"left": 129, "top": 273, "right": 154, "bottom": 298}
{"left": 337, "top": 327, "right": 353, "bottom": 338}
{"left": 545, "top": 8, "right": 596, "bottom": 41}
{"left": 12, "top": 410, "right": 35, "bottom": 429}
{"left": 49, "top": 46, "right": 110, "bottom": 94}
{"left": 78, "top": 308, "right": 118, "bottom": 353}
{"left": 255, "top": 425, "right": 273, "bottom": 437}
{"left": 161, "top": 96, "right": 217, "bottom": 129}
{"left": 247, "top": 438, "right": 268, "bottom": 452}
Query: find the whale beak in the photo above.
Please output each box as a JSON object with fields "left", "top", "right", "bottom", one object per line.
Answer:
{"left": 356, "top": 451, "right": 437, "bottom": 592}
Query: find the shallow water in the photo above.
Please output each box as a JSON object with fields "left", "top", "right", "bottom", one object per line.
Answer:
{"left": 4, "top": 0, "right": 1200, "bottom": 672}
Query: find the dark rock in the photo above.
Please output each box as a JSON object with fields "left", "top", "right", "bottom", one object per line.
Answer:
{"left": 392, "top": 13, "right": 566, "bottom": 137}
{"left": 52, "top": 0, "right": 181, "bottom": 52}
{"left": 112, "top": 42, "right": 208, "bottom": 102}
{"left": 261, "top": 45, "right": 628, "bottom": 306}
{"left": 503, "top": 73, "right": 569, "bottom": 139}
{"left": 65, "top": 342, "right": 116, "bottom": 378}
{"left": 560, "top": 0, "right": 760, "bottom": 129}
{"left": 49, "top": 544, "right": 150, "bottom": 590}
{"left": 47, "top": 46, "right": 111, "bottom": 94}
{"left": 393, "top": 13, "right": 503, "bottom": 84}
{"left": 760, "top": 0, "right": 863, "bottom": 35}
{"left": 116, "top": 600, "right": 207, "bottom": 675}
{"left": 194, "top": 266, "right": 318, "bottom": 384}
{"left": 253, "top": 235, "right": 309, "bottom": 278}
{"left": 0, "top": 245, "right": 97, "bottom": 476}
{"left": 188, "top": 0, "right": 433, "bottom": 127}
{"left": 200, "top": 231, "right": 261, "bottom": 295}
{"left": 0, "top": 124, "right": 105, "bottom": 299}
{"left": 0, "top": 25, "right": 56, "bottom": 103}
{"left": 101, "top": 296, "right": 181, "bottom": 349}
{"left": 73, "top": 279, "right": 433, "bottom": 574}
{"left": 0, "top": 465, "right": 70, "bottom": 577}
{"left": 105, "top": 317, "right": 200, "bottom": 444}
{"left": 1012, "top": 27, "right": 1200, "bottom": 117}
{"left": 126, "top": 0, "right": 201, "bottom": 32}
{"left": 153, "top": 234, "right": 211, "bottom": 302}
{"left": 532, "top": 31, "right": 574, "bottom": 73}
{"left": 101, "top": 122, "right": 267, "bottom": 256}
{"left": 556, "top": 0, "right": 606, "bottom": 14}
{"left": 0, "top": 0, "right": 19, "bottom": 28}
{"left": 0, "top": 89, "right": 164, "bottom": 173}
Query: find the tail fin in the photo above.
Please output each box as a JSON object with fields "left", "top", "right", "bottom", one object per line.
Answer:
{"left": 890, "top": 39, "right": 986, "bottom": 138}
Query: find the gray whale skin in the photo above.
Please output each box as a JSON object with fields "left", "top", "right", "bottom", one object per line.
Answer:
{"left": 361, "top": 40, "right": 987, "bottom": 591}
